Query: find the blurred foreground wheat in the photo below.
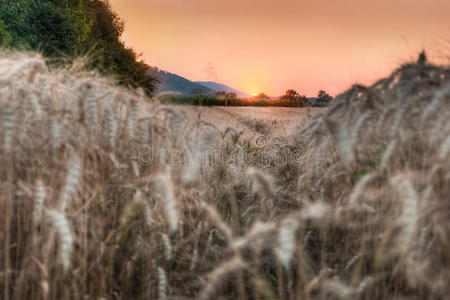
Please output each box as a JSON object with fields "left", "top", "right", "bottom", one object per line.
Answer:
{"left": 0, "top": 52, "right": 449, "bottom": 299}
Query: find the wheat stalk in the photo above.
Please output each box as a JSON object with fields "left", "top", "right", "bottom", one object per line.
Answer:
{"left": 246, "top": 167, "right": 275, "bottom": 199}
{"left": 59, "top": 154, "right": 82, "bottom": 212}
{"left": 201, "top": 203, "right": 233, "bottom": 245}
{"left": 126, "top": 99, "right": 139, "bottom": 139}
{"left": 276, "top": 218, "right": 300, "bottom": 269}
{"left": 391, "top": 175, "right": 419, "bottom": 250}
{"left": 349, "top": 173, "right": 376, "bottom": 205}
{"left": 325, "top": 119, "right": 354, "bottom": 164}
{"left": 152, "top": 170, "right": 179, "bottom": 234}
{"left": 161, "top": 233, "right": 172, "bottom": 262}
{"left": 47, "top": 210, "right": 73, "bottom": 271}
{"left": 199, "top": 256, "right": 246, "bottom": 300}
{"left": 51, "top": 121, "right": 63, "bottom": 150}
{"left": 380, "top": 139, "right": 398, "bottom": 170}
{"left": 158, "top": 267, "right": 168, "bottom": 300}
{"left": 86, "top": 93, "right": 97, "bottom": 125}
{"left": 2, "top": 104, "right": 16, "bottom": 153}
{"left": 33, "top": 180, "right": 46, "bottom": 223}
{"left": 439, "top": 133, "right": 450, "bottom": 159}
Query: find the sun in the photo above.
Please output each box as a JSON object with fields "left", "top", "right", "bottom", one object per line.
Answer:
{"left": 251, "top": 92, "right": 258, "bottom": 96}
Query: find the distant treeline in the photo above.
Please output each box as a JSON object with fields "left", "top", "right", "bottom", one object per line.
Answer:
{"left": 159, "top": 88, "right": 333, "bottom": 107}
{"left": 159, "top": 95, "right": 318, "bottom": 107}
{"left": 0, "top": 0, "right": 157, "bottom": 94}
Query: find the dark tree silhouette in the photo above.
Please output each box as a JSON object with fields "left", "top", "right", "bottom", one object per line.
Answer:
{"left": 225, "top": 92, "right": 236, "bottom": 99}
{"left": 282, "top": 89, "right": 308, "bottom": 106}
{"left": 317, "top": 90, "right": 332, "bottom": 100}
{"left": 285, "top": 89, "right": 300, "bottom": 99}
{"left": 215, "top": 91, "right": 226, "bottom": 98}
{"left": 255, "top": 93, "right": 269, "bottom": 100}
{"left": 313, "top": 90, "right": 333, "bottom": 107}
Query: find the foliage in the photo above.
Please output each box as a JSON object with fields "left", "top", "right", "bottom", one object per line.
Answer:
{"left": 0, "top": 19, "right": 11, "bottom": 45}
{"left": 0, "top": 0, "right": 157, "bottom": 94}
{"left": 159, "top": 94, "right": 309, "bottom": 107}
{"left": 215, "top": 91, "right": 236, "bottom": 99}
{"left": 317, "top": 89, "right": 332, "bottom": 100}
{"left": 281, "top": 88, "right": 308, "bottom": 106}
{"left": 313, "top": 89, "right": 333, "bottom": 107}
{"left": 254, "top": 92, "right": 270, "bottom": 99}
{"left": 284, "top": 88, "right": 301, "bottom": 99}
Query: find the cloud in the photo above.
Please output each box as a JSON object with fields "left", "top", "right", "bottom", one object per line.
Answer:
{"left": 202, "top": 62, "right": 219, "bottom": 82}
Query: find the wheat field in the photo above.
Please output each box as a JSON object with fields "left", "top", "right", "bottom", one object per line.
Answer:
{"left": 175, "top": 106, "right": 324, "bottom": 136}
{"left": 1, "top": 52, "right": 450, "bottom": 300}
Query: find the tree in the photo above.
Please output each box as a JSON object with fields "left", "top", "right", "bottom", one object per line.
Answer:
{"left": 314, "top": 90, "right": 333, "bottom": 107}
{"left": 25, "top": 1, "right": 82, "bottom": 56}
{"left": 0, "top": 20, "right": 11, "bottom": 45}
{"left": 215, "top": 91, "right": 226, "bottom": 98}
{"left": 255, "top": 92, "right": 269, "bottom": 100}
{"left": 282, "top": 89, "right": 308, "bottom": 106}
{"left": 225, "top": 92, "right": 236, "bottom": 99}
{"left": 189, "top": 87, "right": 205, "bottom": 96}
{"left": 0, "top": 1, "right": 32, "bottom": 47}
{"left": 0, "top": 0, "right": 157, "bottom": 95}
{"left": 74, "top": 0, "right": 157, "bottom": 94}
{"left": 317, "top": 90, "right": 332, "bottom": 101}
{"left": 284, "top": 89, "right": 300, "bottom": 99}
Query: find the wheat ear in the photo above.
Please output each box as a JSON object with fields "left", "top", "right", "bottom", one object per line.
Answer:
{"left": 47, "top": 210, "right": 73, "bottom": 271}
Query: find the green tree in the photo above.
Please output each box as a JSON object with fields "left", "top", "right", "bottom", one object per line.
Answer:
{"left": 25, "top": 1, "right": 82, "bottom": 56}
{"left": 0, "top": 1, "right": 29, "bottom": 47}
{"left": 75, "top": 0, "right": 157, "bottom": 94}
{"left": 0, "top": 0, "right": 157, "bottom": 95}
{"left": 0, "top": 19, "right": 11, "bottom": 45}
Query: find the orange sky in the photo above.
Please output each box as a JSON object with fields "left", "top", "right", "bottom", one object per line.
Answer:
{"left": 110, "top": 0, "right": 450, "bottom": 96}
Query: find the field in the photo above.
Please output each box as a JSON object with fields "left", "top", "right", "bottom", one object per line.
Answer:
{"left": 1, "top": 53, "right": 450, "bottom": 300}
{"left": 176, "top": 106, "right": 325, "bottom": 136}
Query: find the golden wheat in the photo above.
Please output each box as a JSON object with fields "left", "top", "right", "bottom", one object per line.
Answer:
{"left": 1, "top": 52, "right": 449, "bottom": 300}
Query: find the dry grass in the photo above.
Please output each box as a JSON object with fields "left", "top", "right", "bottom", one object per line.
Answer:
{"left": 1, "top": 51, "right": 450, "bottom": 299}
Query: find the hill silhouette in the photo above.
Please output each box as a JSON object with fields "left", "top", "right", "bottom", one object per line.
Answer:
{"left": 148, "top": 67, "right": 215, "bottom": 96}
{"left": 196, "top": 81, "right": 250, "bottom": 98}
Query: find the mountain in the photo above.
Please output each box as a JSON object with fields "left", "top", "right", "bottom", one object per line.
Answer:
{"left": 195, "top": 81, "right": 251, "bottom": 98}
{"left": 147, "top": 67, "right": 251, "bottom": 98}
{"left": 148, "top": 68, "right": 216, "bottom": 96}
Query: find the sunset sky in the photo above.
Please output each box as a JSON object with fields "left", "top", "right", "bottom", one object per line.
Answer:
{"left": 109, "top": 0, "right": 450, "bottom": 96}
